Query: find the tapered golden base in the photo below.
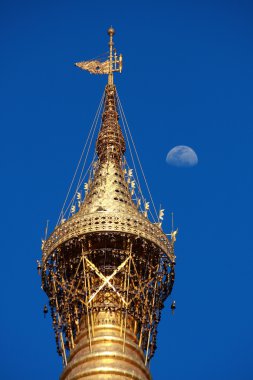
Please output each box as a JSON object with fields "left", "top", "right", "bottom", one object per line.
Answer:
{"left": 60, "top": 312, "right": 151, "bottom": 380}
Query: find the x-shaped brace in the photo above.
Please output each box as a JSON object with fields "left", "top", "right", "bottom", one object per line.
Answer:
{"left": 85, "top": 256, "right": 130, "bottom": 305}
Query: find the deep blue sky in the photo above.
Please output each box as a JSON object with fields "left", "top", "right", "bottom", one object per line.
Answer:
{"left": 1, "top": 1, "right": 253, "bottom": 379}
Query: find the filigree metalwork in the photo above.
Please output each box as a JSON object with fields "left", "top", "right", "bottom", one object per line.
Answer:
{"left": 42, "top": 232, "right": 175, "bottom": 364}
{"left": 75, "top": 60, "right": 110, "bottom": 75}
{"left": 40, "top": 28, "right": 176, "bottom": 379}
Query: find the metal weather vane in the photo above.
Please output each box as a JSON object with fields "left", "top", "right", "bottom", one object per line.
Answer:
{"left": 75, "top": 27, "right": 123, "bottom": 83}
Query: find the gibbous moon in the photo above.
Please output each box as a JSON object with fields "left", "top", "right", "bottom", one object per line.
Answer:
{"left": 166, "top": 146, "right": 198, "bottom": 167}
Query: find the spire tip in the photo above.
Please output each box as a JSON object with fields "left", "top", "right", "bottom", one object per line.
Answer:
{"left": 108, "top": 26, "right": 115, "bottom": 36}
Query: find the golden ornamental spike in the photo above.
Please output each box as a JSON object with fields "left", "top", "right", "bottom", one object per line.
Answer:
{"left": 108, "top": 26, "right": 114, "bottom": 85}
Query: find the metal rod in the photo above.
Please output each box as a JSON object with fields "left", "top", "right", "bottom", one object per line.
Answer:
{"left": 123, "top": 241, "right": 132, "bottom": 353}
{"left": 121, "top": 252, "right": 128, "bottom": 337}
{"left": 145, "top": 277, "right": 158, "bottom": 365}
{"left": 52, "top": 277, "right": 67, "bottom": 366}
{"left": 82, "top": 255, "right": 92, "bottom": 352}
{"left": 87, "top": 270, "right": 95, "bottom": 337}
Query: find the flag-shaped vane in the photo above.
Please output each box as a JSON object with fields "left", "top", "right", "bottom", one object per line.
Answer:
{"left": 75, "top": 60, "right": 110, "bottom": 75}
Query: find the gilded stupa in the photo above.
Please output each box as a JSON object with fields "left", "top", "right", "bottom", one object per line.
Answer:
{"left": 39, "top": 27, "right": 176, "bottom": 380}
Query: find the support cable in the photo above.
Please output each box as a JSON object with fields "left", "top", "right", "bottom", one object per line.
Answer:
{"left": 116, "top": 96, "right": 147, "bottom": 211}
{"left": 57, "top": 92, "right": 105, "bottom": 225}
{"left": 116, "top": 91, "right": 158, "bottom": 221}
{"left": 62, "top": 158, "right": 95, "bottom": 220}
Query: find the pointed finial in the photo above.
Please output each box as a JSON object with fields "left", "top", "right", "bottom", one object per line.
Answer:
{"left": 107, "top": 26, "right": 115, "bottom": 37}
{"left": 108, "top": 27, "right": 115, "bottom": 86}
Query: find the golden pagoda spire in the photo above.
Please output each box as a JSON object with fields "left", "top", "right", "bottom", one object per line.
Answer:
{"left": 40, "top": 28, "right": 176, "bottom": 380}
